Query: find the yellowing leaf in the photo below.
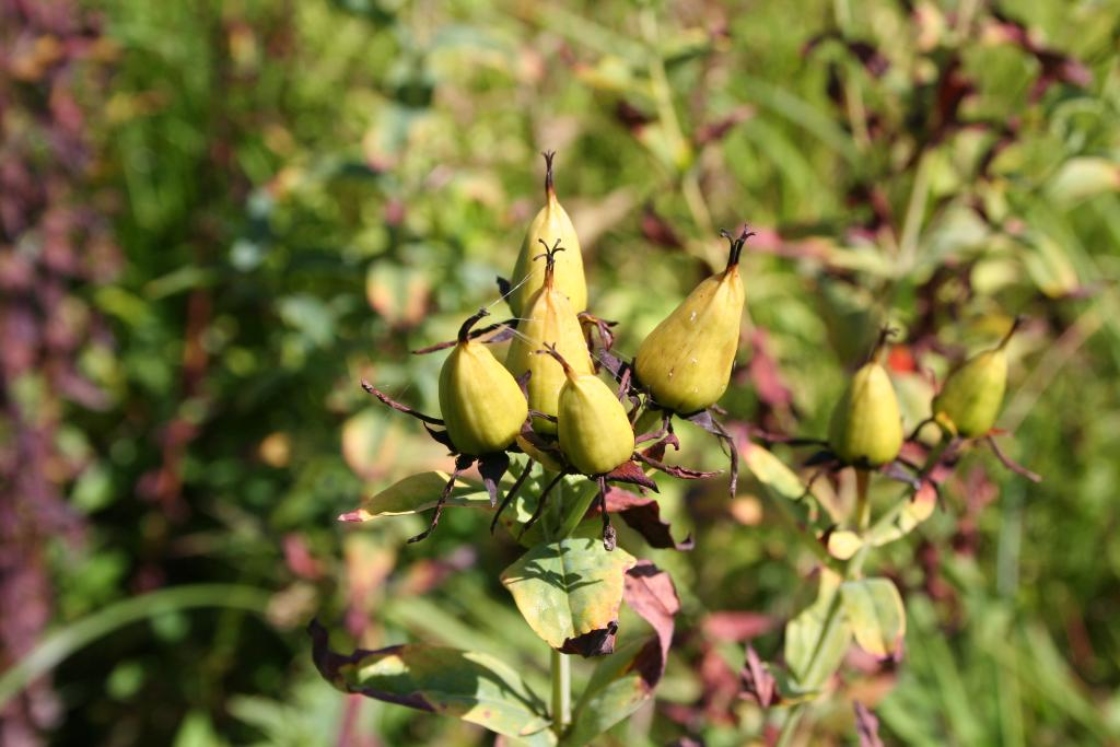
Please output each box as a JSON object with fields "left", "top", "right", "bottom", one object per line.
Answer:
{"left": 840, "top": 577, "right": 906, "bottom": 659}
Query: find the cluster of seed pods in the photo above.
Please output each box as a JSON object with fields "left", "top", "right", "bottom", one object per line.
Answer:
{"left": 364, "top": 152, "right": 1030, "bottom": 549}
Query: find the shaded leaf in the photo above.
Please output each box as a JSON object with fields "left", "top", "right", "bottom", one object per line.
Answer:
{"left": 784, "top": 568, "right": 851, "bottom": 692}
{"left": 565, "top": 637, "right": 660, "bottom": 747}
{"left": 840, "top": 578, "right": 906, "bottom": 660}
{"left": 500, "top": 538, "right": 635, "bottom": 651}
{"left": 309, "top": 620, "right": 553, "bottom": 744}
{"left": 339, "top": 471, "right": 489, "bottom": 522}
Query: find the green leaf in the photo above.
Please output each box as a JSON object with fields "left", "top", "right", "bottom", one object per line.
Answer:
{"left": 500, "top": 538, "right": 635, "bottom": 651}
{"left": 1045, "top": 157, "right": 1120, "bottom": 207}
{"left": 565, "top": 636, "right": 660, "bottom": 746}
{"left": 339, "top": 471, "right": 490, "bottom": 522}
{"left": 310, "top": 623, "right": 554, "bottom": 745}
{"left": 784, "top": 568, "right": 851, "bottom": 692}
{"left": 840, "top": 577, "right": 906, "bottom": 659}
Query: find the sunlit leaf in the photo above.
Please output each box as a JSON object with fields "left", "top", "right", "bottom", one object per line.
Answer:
{"left": 840, "top": 577, "right": 905, "bottom": 659}
{"left": 500, "top": 538, "right": 635, "bottom": 651}
{"left": 339, "top": 471, "right": 489, "bottom": 522}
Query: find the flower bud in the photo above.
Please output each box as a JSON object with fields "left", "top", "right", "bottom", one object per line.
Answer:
{"left": 543, "top": 347, "right": 635, "bottom": 476}
{"left": 439, "top": 310, "right": 528, "bottom": 455}
{"left": 508, "top": 152, "right": 587, "bottom": 317}
{"left": 828, "top": 334, "right": 903, "bottom": 468}
{"left": 505, "top": 241, "right": 594, "bottom": 434}
{"left": 633, "top": 227, "right": 751, "bottom": 414}
{"left": 932, "top": 320, "right": 1018, "bottom": 438}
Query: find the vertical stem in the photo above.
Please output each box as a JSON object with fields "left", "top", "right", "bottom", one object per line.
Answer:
{"left": 854, "top": 468, "right": 872, "bottom": 533}
{"left": 551, "top": 647, "right": 571, "bottom": 736}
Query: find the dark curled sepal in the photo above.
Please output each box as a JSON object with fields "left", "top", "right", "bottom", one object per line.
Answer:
{"left": 682, "top": 408, "right": 740, "bottom": 495}
{"left": 560, "top": 620, "right": 619, "bottom": 657}
{"left": 606, "top": 488, "right": 694, "bottom": 551}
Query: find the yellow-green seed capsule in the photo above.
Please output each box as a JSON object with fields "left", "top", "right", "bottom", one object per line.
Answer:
{"left": 508, "top": 152, "right": 586, "bottom": 318}
{"left": 933, "top": 320, "right": 1018, "bottom": 438}
{"left": 439, "top": 310, "right": 528, "bottom": 456}
{"left": 828, "top": 335, "right": 904, "bottom": 468}
{"left": 543, "top": 347, "right": 635, "bottom": 476}
{"left": 634, "top": 227, "right": 751, "bottom": 414}
{"left": 505, "top": 242, "right": 593, "bottom": 434}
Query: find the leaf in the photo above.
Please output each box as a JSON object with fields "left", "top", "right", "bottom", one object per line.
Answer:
{"left": 784, "top": 568, "right": 851, "bottom": 692}
{"left": 1045, "top": 157, "right": 1120, "bottom": 206}
{"left": 606, "top": 489, "right": 693, "bottom": 550}
{"left": 564, "top": 637, "right": 660, "bottom": 747}
{"left": 309, "top": 620, "right": 554, "bottom": 745}
{"left": 339, "top": 471, "right": 489, "bottom": 522}
{"left": 623, "top": 561, "right": 680, "bottom": 672}
{"left": 854, "top": 700, "right": 885, "bottom": 747}
{"left": 840, "top": 577, "right": 906, "bottom": 659}
{"left": 740, "top": 645, "right": 780, "bottom": 708}
{"left": 867, "top": 481, "right": 937, "bottom": 547}
{"left": 500, "top": 538, "right": 635, "bottom": 652}
{"left": 741, "top": 442, "right": 813, "bottom": 505}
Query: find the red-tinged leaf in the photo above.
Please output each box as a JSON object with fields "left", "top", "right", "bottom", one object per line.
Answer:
{"left": 740, "top": 645, "right": 780, "bottom": 708}
{"left": 308, "top": 620, "right": 554, "bottom": 745}
{"left": 703, "top": 611, "right": 778, "bottom": 642}
{"left": 623, "top": 560, "right": 681, "bottom": 675}
{"left": 639, "top": 203, "right": 684, "bottom": 248}
{"left": 604, "top": 489, "right": 693, "bottom": 550}
{"left": 748, "top": 328, "right": 793, "bottom": 410}
{"left": 854, "top": 701, "right": 884, "bottom": 747}
{"left": 605, "top": 460, "right": 658, "bottom": 491}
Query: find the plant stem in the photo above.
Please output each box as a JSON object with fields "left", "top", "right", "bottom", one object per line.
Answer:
{"left": 854, "top": 468, "right": 872, "bottom": 532}
{"left": 551, "top": 646, "right": 571, "bottom": 737}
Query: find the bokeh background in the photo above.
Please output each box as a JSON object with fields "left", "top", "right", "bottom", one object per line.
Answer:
{"left": 2, "top": 0, "right": 1119, "bottom": 744}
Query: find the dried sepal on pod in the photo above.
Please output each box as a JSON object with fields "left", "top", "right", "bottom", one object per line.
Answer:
{"left": 508, "top": 151, "right": 587, "bottom": 318}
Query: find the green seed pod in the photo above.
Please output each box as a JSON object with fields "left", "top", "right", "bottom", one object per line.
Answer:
{"left": 509, "top": 152, "right": 587, "bottom": 318}
{"left": 932, "top": 320, "right": 1018, "bottom": 438}
{"left": 506, "top": 242, "right": 593, "bottom": 434}
{"left": 543, "top": 347, "right": 635, "bottom": 476}
{"left": 828, "top": 334, "right": 903, "bottom": 468}
{"left": 633, "top": 227, "right": 751, "bottom": 414}
{"left": 439, "top": 310, "right": 528, "bottom": 456}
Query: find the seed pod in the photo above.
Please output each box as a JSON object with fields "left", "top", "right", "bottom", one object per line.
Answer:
{"left": 542, "top": 346, "right": 635, "bottom": 476}
{"left": 828, "top": 332, "right": 903, "bottom": 468}
{"left": 633, "top": 227, "right": 751, "bottom": 414}
{"left": 508, "top": 152, "right": 586, "bottom": 318}
{"left": 506, "top": 241, "right": 593, "bottom": 434}
{"left": 439, "top": 309, "right": 528, "bottom": 456}
{"left": 932, "top": 319, "right": 1019, "bottom": 438}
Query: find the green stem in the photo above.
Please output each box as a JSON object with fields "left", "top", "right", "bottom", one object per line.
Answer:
{"left": 551, "top": 647, "right": 571, "bottom": 737}
{"left": 897, "top": 150, "right": 932, "bottom": 271}
{"left": 554, "top": 479, "right": 601, "bottom": 540}
{"left": 854, "top": 468, "right": 872, "bottom": 533}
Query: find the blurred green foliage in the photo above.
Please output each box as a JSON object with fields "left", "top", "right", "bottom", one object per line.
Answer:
{"left": 3, "top": 0, "right": 1120, "bottom": 744}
